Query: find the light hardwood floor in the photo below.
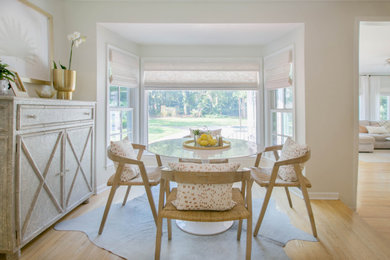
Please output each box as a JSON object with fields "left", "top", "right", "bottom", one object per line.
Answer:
{"left": 1, "top": 160, "right": 390, "bottom": 260}
{"left": 357, "top": 160, "right": 390, "bottom": 242}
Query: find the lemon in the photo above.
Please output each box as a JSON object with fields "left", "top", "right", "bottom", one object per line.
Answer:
{"left": 200, "top": 134, "right": 208, "bottom": 140}
{"left": 200, "top": 140, "right": 209, "bottom": 146}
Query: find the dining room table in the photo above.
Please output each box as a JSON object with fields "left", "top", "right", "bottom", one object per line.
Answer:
{"left": 147, "top": 137, "right": 263, "bottom": 236}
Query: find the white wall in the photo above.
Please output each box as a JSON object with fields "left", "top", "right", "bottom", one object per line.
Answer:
{"left": 51, "top": 1, "right": 390, "bottom": 208}
{"left": 95, "top": 25, "right": 141, "bottom": 190}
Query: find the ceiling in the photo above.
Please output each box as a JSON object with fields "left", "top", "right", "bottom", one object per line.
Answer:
{"left": 360, "top": 22, "right": 390, "bottom": 75}
{"left": 99, "top": 23, "right": 303, "bottom": 46}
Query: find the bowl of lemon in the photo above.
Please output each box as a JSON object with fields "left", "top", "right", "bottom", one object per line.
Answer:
{"left": 183, "top": 133, "right": 231, "bottom": 150}
{"left": 196, "top": 133, "right": 218, "bottom": 147}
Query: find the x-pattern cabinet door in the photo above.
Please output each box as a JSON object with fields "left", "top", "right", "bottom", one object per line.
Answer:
{"left": 64, "top": 125, "right": 94, "bottom": 210}
{"left": 17, "top": 130, "right": 64, "bottom": 244}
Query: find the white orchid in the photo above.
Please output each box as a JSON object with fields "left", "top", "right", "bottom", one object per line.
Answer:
{"left": 53, "top": 32, "right": 87, "bottom": 70}
{"left": 66, "top": 32, "right": 86, "bottom": 70}
{"left": 74, "top": 36, "right": 86, "bottom": 48}
{"left": 67, "top": 31, "right": 80, "bottom": 41}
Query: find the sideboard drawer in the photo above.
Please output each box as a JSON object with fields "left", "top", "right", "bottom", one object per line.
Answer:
{"left": 0, "top": 103, "right": 9, "bottom": 133}
{"left": 17, "top": 105, "right": 94, "bottom": 130}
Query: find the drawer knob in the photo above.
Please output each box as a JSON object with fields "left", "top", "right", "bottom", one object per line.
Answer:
{"left": 26, "top": 114, "right": 37, "bottom": 119}
{"left": 83, "top": 112, "right": 90, "bottom": 116}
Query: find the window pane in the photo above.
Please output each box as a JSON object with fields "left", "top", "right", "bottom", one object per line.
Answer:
{"left": 120, "top": 87, "right": 130, "bottom": 107}
{"left": 110, "top": 134, "right": 121, "bottom": 142}
{"left": 122, "top": 110, "right": 133, "bottom": 141}
{"left": 380, "top": 96, "right": 389, "bottom": 120}
{"left": 110, "top": 111, "right": 121, "bottom": 135}
{"left": 271, "top": 111, "right": 293, "bottom": 139}
{"left": 277, "top": 88, "right": 285, "bottom": 109}
{"left": 285, "top": 87, "right": 293, "bottom": 109}
{"left": 283, "top": 112, "right": 293, "bottom": 136}
{"left": 109, "top": 86, "right": 119, "bottom": 107}
{"left": 147, "top": 90, "right": 257, "bottom": 143}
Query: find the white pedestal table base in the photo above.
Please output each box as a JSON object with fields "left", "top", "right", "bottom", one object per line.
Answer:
{"left": 176, "top": 220, "right": 234, "bottom": 236}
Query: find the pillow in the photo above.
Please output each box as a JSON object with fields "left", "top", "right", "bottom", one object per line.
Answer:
{"left": 110, "top": 139, "right": 140, "bottom": 182}
{"left": 359, "top": 125, "right": 368, "bottom": 133}
{"left": 378, "top": 121, "right": 390, "bottom": 133}
{"left": 168, "top": 162, "right": 240, "bottom": 211}
{"left": 278, "top": 137, "right": 308, "bottom": 182}
{"left": 366, "top": 126, "right": 388, "bottom": 134}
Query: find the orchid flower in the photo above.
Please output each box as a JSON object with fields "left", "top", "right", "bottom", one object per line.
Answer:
{"left": 67, "top": 32, "right": 86, "bottom": 70}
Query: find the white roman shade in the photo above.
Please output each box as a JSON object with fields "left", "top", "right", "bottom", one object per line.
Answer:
{"left": 142, "top": 58, "right": 260, "bottom": 90}
{"left": 264, "top": 49, "right": 293, "bottom": 90}
{"left": 109, "top": 48, "right": 139, "bottom": 88}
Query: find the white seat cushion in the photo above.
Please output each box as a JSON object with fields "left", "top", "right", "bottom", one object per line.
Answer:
{"left": 168, "top": 162, "right": 240, "bottom": 211}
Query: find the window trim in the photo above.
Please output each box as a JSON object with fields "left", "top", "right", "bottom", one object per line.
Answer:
{"left": 264, "top": 45, "right": 296, "bottom": 146}
{"left": 105, "top": 44, "right": 140, "bottom": 167}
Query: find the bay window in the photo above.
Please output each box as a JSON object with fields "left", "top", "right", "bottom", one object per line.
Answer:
{"left": 142, "top": 58, "right": 261, "bottom": 144}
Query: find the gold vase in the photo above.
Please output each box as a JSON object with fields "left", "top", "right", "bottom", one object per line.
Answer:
{"left": 53, "top": 69, "right": 76, "bottom": 100}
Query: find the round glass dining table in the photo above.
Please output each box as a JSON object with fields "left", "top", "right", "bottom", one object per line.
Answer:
{"left": 147, "top": 138, "right": 263, "bottom": 236}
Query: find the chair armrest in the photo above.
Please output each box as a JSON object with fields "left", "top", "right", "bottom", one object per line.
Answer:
{"left": 131, "top": 143, "right": 146, "bottom": 151}
{"left": 264, "top": 145, "right": 283, "bottom": 152}
{"left": 107, "top": 150, "right": 143, "bottom": 166}
{"left": 274, "top": 153, "right": 308, "bottom": 167}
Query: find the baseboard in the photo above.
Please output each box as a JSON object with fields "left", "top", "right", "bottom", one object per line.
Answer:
{"left": 290, "top": 187, "right": 339, "bottom": 200}
{"left": 96, "top": 183, "right": 110, "bottom": 194}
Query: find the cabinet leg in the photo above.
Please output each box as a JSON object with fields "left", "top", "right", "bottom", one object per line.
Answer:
{"left": 82, "top": 198, "right": 90, "bottom": 204}
{"left": 5, "top": 250, "right": 21, "bottom": 260}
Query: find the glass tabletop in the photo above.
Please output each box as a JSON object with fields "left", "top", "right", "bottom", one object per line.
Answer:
{"left": 147, "top": 138, "right": 263, "bottom": 160}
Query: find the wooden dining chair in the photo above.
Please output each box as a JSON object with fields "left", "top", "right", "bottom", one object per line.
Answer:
{"left": 155, "top": 168, "right": 253, "bottom": 260}
{"left": 98, "top": 144, "right": 163, "bottom": 235}
{"left": 251, "top": 145, "right": 317, "bottom": 238}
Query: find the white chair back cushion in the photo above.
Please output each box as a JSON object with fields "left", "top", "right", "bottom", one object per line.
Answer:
{"left": 110, "top": 139, "right": 140, "bottom": 181}
{"left": 278, "top": 137, "right": 308, "bottom": 182}
{"left": 168, "top": 162, "right": 240, "bottom": 211}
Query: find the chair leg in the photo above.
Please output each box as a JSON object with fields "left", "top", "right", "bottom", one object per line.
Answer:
{"left": 254, "top": 186, "right": 273, "bottom": 237}
{"left": 154, "top": 217, "right": 163, "bottom": 260}
{"left": 165, "top": 182, "right": 172, "bottom": 240}
{"left": 167, "top": 219, "right": 172, "bottom": 240}
{"left": 145, "top": 184, "right": 158, "bottom": 225}
{"left": 237, "top": 220, "right": 243, "bottom": 241}
{"left": 284, "top": 187, "right": 293, "bottom": 208}
{"left": 300, "top": 184, "right": 318, "bottom": 238}
{"left": 246, "top": 217, "right": 252, "bottom": 260}
{"left": 99, "top": 185, "right": 118, "bottom": 235}
{"left": 122, "top": 185, "right": 132, "bottom": 206}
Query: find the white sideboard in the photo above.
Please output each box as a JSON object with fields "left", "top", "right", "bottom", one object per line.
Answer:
{"left": 0, "top": 97, "right": 95, "bottom": 259}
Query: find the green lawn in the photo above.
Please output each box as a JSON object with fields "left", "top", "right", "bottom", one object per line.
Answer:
{"left": 148, "top": 117, "right": 247, "bottom": 143}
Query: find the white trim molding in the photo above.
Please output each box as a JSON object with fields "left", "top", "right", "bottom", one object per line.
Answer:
{"left": 96, "top": 183, "right": 110, "bottom": 194}
{"left": 290, "top": 187, "right": 339, "bottom": 200}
